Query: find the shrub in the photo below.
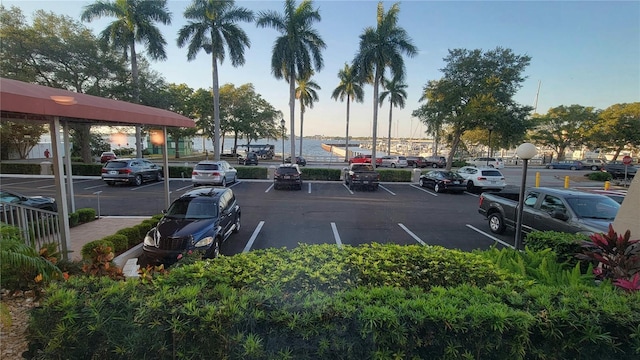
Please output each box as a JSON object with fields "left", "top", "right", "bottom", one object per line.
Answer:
{"left": 80, "top": 239, "right": 114, "bottom": 260}
{"left": 116, "top": 227, "right": 143, "bottom": 248}
{"left": 300, "top": 168, "right": 341, "bottom": 181}
{"left": 76, "top": 208, "right": 96, "bottom": 223}
{"left": 1, "top": 235, "right": 63, "bottom": 291}
{"left": 236, "top": 166, "right": 268, "bottom": 179}
{"left": 377, "top": 169, "right": 412, "bottom": 182}
{"left": 524, "top": 231, "right": 587, "bottom": 268}
{"left": 101, "top": 234, "right": 129, "bottom": 254}
{"left": 68, "top": 212, "right": 80, "bottom": 228}
{"left": 588, "top": 171, "right": 612, "bottom": 181}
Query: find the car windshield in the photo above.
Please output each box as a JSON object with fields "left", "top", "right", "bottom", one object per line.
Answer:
{"left": 277, "top": 167, "right": 299, "bottom": 175}
{"left": 165, "top": 198, "right": 217, "bottom": 219}
{"left": 566, "top": 197, "right": 620, "bottom": 220}
{"left": 352, "top": 164, "right": 374, "bottom": 171}
{"left": 104, "top": 162, "right": 127, "bottom": 169}
{"left": 481, "top": 170, "right": 503, "bottom": 176}
{"left": 195, "top": 164, "right": 219, "bottom": 171}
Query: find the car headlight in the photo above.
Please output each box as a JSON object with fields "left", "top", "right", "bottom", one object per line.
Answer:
{"left": 194, "top": 236, "right": 214, "bottom": 248}
{"left": 143, "top": 230, "right": 156, "bottom": 246}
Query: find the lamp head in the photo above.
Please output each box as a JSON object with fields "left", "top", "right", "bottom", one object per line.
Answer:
{"left": 280, "top": 118, "right": 285, "bottom": 127}
{"left": 516, "top": 142, "right": 537, "bottom": 160}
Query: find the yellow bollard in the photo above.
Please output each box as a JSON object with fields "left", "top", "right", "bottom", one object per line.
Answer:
{"left": 604, "top": 181, "right": 610, "bottom": 190}
{"left": 535, "top": 172, "right": 540, "bottom": 187}
{"left": 564, "top": 176, "right": 570, "bottom": 188}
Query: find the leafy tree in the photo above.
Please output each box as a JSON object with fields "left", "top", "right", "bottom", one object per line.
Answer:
{"left": 177, "top": 0, "right": 254, "bottom": 161}
{"left": 587, "top": 102, "right": 640, "bottom": 160}
{"left": 412, "top": 48, "right": 532, "bottom": 169}
{"left": 82, "top": 0, "right": 172, "bottom": 158}
{"left": 256, "top": 0, "right": 326, "bottom": 160}
{"left": 331, "top": 63, "right": 365, "bottom": 162}
{"left": 380, "top": 76, "right": 407, "bottom": 155}
{"left": 0, "top": 5, "right": 39, "bottom": 82}
{"left": 161, "top": 84, "right": 200, "bottom": 159}
{"left": 295, "top": 73, "right": 321, "bottom": 157}
{"left": 412, "top": 80, "right": 446, "bottom": 156}
{"left": 0, "top": 121, "right": 48, "bottom": 160}
{"left": 530, "top": 105, "right": 599, "bottom": 161}
{"left": 352, "top": 1, "right": 417, "bottom": 166}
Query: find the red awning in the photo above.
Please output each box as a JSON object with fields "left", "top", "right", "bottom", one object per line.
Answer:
{"left": 0, "top": 77, "right": 194, "bottom": 128}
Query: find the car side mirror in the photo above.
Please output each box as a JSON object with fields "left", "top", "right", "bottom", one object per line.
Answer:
{"left": 551, "top": 210, "right": 569, "bottom": 221}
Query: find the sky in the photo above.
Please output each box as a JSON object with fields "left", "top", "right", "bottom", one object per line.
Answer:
{"left": 5, "top": 0, "right": 640, "bottom": 138}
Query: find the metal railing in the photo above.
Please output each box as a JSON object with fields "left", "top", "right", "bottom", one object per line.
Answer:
{"left": 0, "top": 203, "right": 62, "bottom": 253}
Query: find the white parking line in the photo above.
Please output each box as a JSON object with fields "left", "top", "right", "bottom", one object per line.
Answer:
{"left": 343, "top": 183, "right": 354, "bottom": 195}
{"left": 398, "top": 223, "right": 426, "bottom": 246}
{"left": 130, "top": 181, "right": 165, "bottom": 191}
{"left": 307, "top": 182, "right": 311, "bottom": 193}
{"left": 409, "top": 184, "right": 438, "bottom": 196}
{"left": 465, "top": 224, "right": 514, "bottom": 249}
{"left": 331, "top": 222, "right": 343, "bottom": 248}
{"left": 243, "top": 220, "right": 264, "bottom": 253}
{"left": 177, "top": 183, "right": 193, "bottom": 192}
{"left": 465, "top": 191, "right": 479, "bottom": 197}
{"left": 38, "top": 179, "right": 94, "bottom": 189}
{"left": 379, "top": 184, "right": 396, "bottom": 195}
{"left": 84, "top": 184, "right": 108, "bottom": 190}
{"left": 265, "top": 184, "right": 274, "bottom": 192}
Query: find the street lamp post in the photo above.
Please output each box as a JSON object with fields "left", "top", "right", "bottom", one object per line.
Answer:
{"left": 280, "top": 119, "right": 286, "bottom": 164}
{"left": 486, "top": 124, "right": 494, "bottom": 166}
{"left": 514, "top": 142, "right": 538, "bottom": 250}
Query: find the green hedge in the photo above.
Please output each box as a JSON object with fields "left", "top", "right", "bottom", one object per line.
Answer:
{"left": 100, "top": 234, "right": 129, "bottom": 253}
{"left": 80, "top": 239, "right": 114, "bottom": 259}
{"left": 524, "top": 231, "right": 588, "bottom": 268}
{"left": 0, "top": 162, "right": 40, "bottom": 174}
{"left": 26, "top": 244, "right": 640, "bottom": 359}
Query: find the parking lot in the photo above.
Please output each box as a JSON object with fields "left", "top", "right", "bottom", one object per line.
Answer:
{"left": 0, "top": 175, "right": 515, "bottom": 256}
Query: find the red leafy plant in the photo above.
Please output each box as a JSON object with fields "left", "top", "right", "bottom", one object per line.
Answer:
{"left": 577, "top": 225, "right": 640, "bottom": 292}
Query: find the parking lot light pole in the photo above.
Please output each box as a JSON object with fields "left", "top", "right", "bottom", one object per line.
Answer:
{"left": 280, "top": 118, "right": 286, "bottom": 164}
{"left": 487, "top": 124, "right": 494, "bottom": 167}
{"left": 514, "top": 142, "right": 538, "bottom": 250}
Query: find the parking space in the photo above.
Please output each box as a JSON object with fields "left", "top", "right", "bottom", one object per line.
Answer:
{"left": 1, "top": 176, "right": 515, "bottom": 254}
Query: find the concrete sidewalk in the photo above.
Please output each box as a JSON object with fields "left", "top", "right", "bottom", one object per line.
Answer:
{"left": 69, "top": 216, "right": 150, "bottom": 261}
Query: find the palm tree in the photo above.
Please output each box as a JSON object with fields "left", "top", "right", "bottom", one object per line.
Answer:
{"left": 256, "top": 0, "right": 326, "bottom": 160}
{"left": 331, "top": 63, "right": 364, "bottom": 162}
{"left": 352, "top": 1, "right": 417, "bottom": 166}
{"left": 379, "top": 76, "right": 407, "bottom": 155}
{"left": 177, "top": 0, "right": 254, "bottom": 161}
{"left": 81, "top": 0, "right": 171, "bottom": 158}
{"left": 295, "top": 73, "right": 320, "bottom": 157}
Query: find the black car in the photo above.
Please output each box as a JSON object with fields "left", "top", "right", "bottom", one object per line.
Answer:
{"left": 418, "top": 170, "right": 466, "bottom": 193}
{"left": 101, "top": 158, "right": 163, "bottom": 186}
{"left": 285, "top": 156, "right": 307, "bottom": 166}
{"left": 603, "top": 160, "right": 638, "bottom": 179}
{"left": 238, "top": 152, "right": 259, "bottom": 165}
{"left": 0, "top": 189, "right": 57, "bottom": 212}
{"left": 140, "top": 187, "right": 241, "bottom": 267}
{"left": 274, "top": 164, "right": 303, "bottom": 190}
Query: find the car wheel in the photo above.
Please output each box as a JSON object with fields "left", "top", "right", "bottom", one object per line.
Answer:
{"left": 548, "top": 165, "right": 554, "bottom": 169}
{"left": 591, "top": 165, "right": 599, "bottom": 171}
{"left": 156, "top": 171, "right": 163, "bottom": 182}
{"left": 488, "top": 213, "right": 506, "bottom": 234}
{"left": 210, "top": 237, "right": 222, "bottom": 258}
{"left": 373, "top": 184, "right": 379, "bottom": 191}
{"left": 466, "top": 181, "right": 476, "bottom": 192}
{"left": 434, "top": 183, "right": 443, "bottom": 193}
{"left": 133, "top": 175, "right": 142, "bottom": 186}
{"left": 274, "top": 183, "right": 279, "bottom": 190}
{"left": 431, "top": 163, "right": 438, "bottom": 168}
{"left": 105, "top": 181, "right": 115, "bottom": 186}
{"left": 419, "top": 178, "right": 425, "bottom": 187}
{"left": 412, "top": 163, "right": 417, "bottom": 168}
{"left": 221, "top": 177, "right": 227, "bottom": 187}
{"left": 570, "top": 166, "right": 577, "bottom": 170}
{"left": 349, "top": 182, "right": 354, "bottom": 190}
{"left": 233, "top": 214, "right": 241, "bottom": 233}
{"left": 391, "top": 163, "right": 396, "bottom": 168}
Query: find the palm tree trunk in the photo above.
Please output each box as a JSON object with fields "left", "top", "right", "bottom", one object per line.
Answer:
{"left": 212, "top": 53, "right": 221, "bottom": 161}
{"left": 387, "top": 102, "right": 393, "bottom": 155}
{"left": 130, "top": 40, "right": 143, "bottom": 158}
{"left": 371, "top": 68, "right": 381, "bottom": 166}
{"left": 344, "top": 98, "right": 351, "bottom": 162}
{"left": 299, "top": 105, "right": 304, "bottom": 157}
{"left": 289, "top": 74, "right": 296, "bottom": 160}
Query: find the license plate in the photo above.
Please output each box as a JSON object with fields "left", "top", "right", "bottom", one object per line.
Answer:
{"left": 490, "top": 181, "right": 496, "bottom": 184}
{"left": 453, "top": 181, "right": 459, "bottom": 185}
{"left": 284, "top": 176, "right": 291, "bottom": 179}
{"left": 109, "top": 171, "right": 118, "bottom": 175}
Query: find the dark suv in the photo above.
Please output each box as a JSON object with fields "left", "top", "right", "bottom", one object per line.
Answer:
{"left": 101, "top": 158, "right": 163, "bottom": 186}
{"left": 274, "top": 164, "right": 303, "bottom": 190}
{"left": 140, "top": 187, "right": 241, "bottom": 267}
{"left": 238, "top": 152, "right": 259, "bottom": 165}
{"left": 405, "top": 156, "right": 427, "bottom": 168}
{"left": 424, "top": 156, "right": 446, "bottom": 168}
{"left": 603, "top": 160, "right": 638, "bottom": 179}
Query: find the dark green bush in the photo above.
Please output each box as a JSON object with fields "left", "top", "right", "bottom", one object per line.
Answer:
{"left": 80, "top": 239, "right": 114, "bottom": 259}
{"left": 0, "top": 162, "right": 40, "bottom": 174}
{"left": 377, "top": 169, "right": 412, "bottom": 182}
{"left": 76, "top": 208, "right": 96, "bottom": 223}
{"left": 524, "top": 231, "right": 588, "bottom": 268}
{"left": 588, "top": 171, "right": 613, "bottom": 181}
{"left": 70, "top": 164, "right": 103, "bottom": 176}
{"left": 300, "top": 167, "right": 342, "bottom": 181}
{"left": 68, "top": 212, "right": 79, "bottom": 228}
{"left": 116, "top": 227, "right": 143, "bottom": 248}
{"left": 236, "top": 166, "right": 268, "bottom": 179}
{"left": 168, "top": 165, "right": 193, "bottom": 179}
{"left": 100, "top": 234, "right": 129, "bottom": 253}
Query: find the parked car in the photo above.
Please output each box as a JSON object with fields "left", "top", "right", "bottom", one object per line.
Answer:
{"left": 274, "top": 164, "right": 303, "bottom": 190}
{"left": 0, "top": 189, "right": 57, "bottom": 212}
{"left": 348, "top": 154, "right": 382, "bottom": 166}
{"left": 140, "top": 187, "right": 241, "bottom": 267}
{"left": 237, "top": 152, "right": 259, "bottom": 166}
{"left": 285, "top": 156, "right": 307, "bottom": 166}
{"left": 546, "top": 160, "right": 586, "bottom": 170}
{"left": 380, "top": 155, "right": 408, "bottom": 168}
{"left": 603, "top": 160, "right": 638, "bottom": 179}
{"left": 424, "top": 156, "right": 447, "bottom": 168}
{"left": 344, "top": 163, "right": 380, "bottom": 191}
{"left": 456, "top": 166, "right": 506, "bottom": 192}
{"left": 418, "top": 170, "right": 466, "bottom": 194}
{"left": 580, "top": 158, "right": 607, "bottom": 171}
{"left": 405, "top": 156, "right": 427, "bottom": 168}
{"left": 576, "top": 188, "right": 627, "bottom": 204}
{"left": 468, "top": 157, "right": 504, "bottom": 169}
{"left": 100, "top": 151, "right": 117, "bottom": 163}
{"left": 101, "top": 158, "right": 163, "bottom": 186}
{"left": 192, "top": 160, "right": 237, "bottom": 187}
